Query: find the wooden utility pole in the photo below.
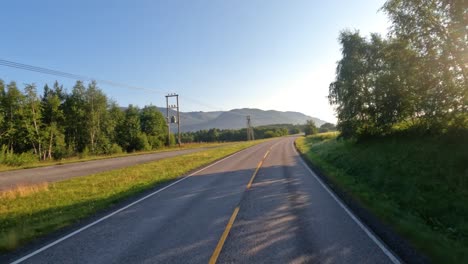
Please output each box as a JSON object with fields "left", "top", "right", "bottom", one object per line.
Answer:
{"left": 165, "top": 93, "right": 181, "bottom": 147}
{"left": 246, "top": 115, "right": 254, "bottom": 141}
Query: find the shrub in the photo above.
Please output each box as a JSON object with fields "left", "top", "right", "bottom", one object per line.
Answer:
{"left": 108, "top": 143, "right": 123, "bottom": 155}
{"left": 0, "top": 147, "right": 38, "bottom": 166}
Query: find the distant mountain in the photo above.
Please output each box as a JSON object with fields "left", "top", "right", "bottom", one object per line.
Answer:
{"left": 158, "top": 108, "right": 328, "bottom": 132}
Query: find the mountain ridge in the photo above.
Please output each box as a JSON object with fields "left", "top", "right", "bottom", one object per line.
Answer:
{"left": 157, "top": 107, "right": 328, "bottom": 132}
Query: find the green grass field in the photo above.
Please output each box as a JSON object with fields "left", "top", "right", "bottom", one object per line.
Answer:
{"left": 0, "top": 142, "right": 231, "bottom": 172}
{"left": 296, "top": 133, "right": 468, "bottom": 263}
{"left": 0, "top": 140, "right": 263, "bottom": 252}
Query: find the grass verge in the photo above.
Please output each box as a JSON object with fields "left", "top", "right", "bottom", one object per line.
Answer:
{"left": 0, "top": 142, "right": 231, "bottom": 172}
{"left": 296, "top": 133, "right": 468, "bottom": 263}
{"left": 0, "top": 140, "right": 263, "bottom": 252}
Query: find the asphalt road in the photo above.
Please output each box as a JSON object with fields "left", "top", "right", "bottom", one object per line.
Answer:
{"left": 0, "top": 147, "right": 215, "bottom": 191}
{"left": 8, "top": 137, "right": 400, "bottom": 264}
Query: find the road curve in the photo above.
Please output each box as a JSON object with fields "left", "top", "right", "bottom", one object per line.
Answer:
{"left": 0, "top": 147, "right": 215, "bottom": 191}
{"left": 6, "top": 137, "right": 399, "bottom": 264}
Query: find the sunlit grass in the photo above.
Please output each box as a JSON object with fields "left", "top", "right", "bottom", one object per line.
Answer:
{"left": 0, "top": 142, "right": 232, "bottom": 172}
{"left": 296, "top": 133, "right": 468, "bottom": 263}
{"left": 0, "top": 140, "right": 263, "bottom": 252}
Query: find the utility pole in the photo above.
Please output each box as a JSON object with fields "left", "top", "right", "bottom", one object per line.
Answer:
{"left": 165, "top": 93, "right": 181, "bottom": 147}
{"left": 246, "top": 115, "right": 255, "bottom": 141}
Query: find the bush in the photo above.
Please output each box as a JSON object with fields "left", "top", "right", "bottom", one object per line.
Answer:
{"left": 79, "top": 147, "right": 90, "bottom": 159}
{"left": 135, "top": 133, "right": 151, "bottom": 151}
{"left": 263, "top": 130, "right": 276, "bottom": 138}
{"left": 108, "top": 143, "right": 123, "bottom": 155}
{"left": 147, "top": 135, "right": 165, "bottom": 149}
{"left": 0, "top": 146, "right": 38, "bottom": 166}
{"left": 52, "top": 134, "right": 68, "bottom": 160}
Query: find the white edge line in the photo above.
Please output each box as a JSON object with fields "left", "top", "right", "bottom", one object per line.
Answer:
{"left": 291, "top": 142, "right": 402, "bottom": 264}
{"left": 10, "top": 146, "right": 252, "bottom": 264}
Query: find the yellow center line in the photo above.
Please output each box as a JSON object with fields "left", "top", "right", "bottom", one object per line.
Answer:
{"left": 263, "top": 150, "right": 270, "bottom": 159}
{"left": 209, "top": 206, "right": 240, "bottom": 264}
{"left": 209, "top": 148, "right": 272, "bottom": 263}
{"left": 246, "top": 160, "right": 263, "bottom": 189}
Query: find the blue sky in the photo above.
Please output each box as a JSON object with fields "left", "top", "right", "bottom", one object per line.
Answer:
{"left": 0, "top": 0, "right": 389, "bottom": 123}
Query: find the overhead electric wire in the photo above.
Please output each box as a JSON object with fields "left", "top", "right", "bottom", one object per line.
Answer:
{"left": 0, "top": 59, "right": 169, "bottom": 94}
{"left": 0, "top": 58, "right": 252, "bottom": 119}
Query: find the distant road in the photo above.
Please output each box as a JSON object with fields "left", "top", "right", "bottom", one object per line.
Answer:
{"left": 0, "top": 147, "right": 215, "bottom": 191}
{"left": 7, "top": 137, "right": 400, "bottom": 264}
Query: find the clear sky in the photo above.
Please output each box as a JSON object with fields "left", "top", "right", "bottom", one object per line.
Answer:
{"left": 0, "top": 0, "right": 390, "bottom": 123}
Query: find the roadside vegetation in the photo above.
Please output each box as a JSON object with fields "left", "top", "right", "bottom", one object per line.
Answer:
{"left": 0, "top": 140, "right": 262, "bottom": 252}
{"left": 0, "top": 76, "right": 303, "bottom": 170}
{"left": 0, "top": 142, "right": 231, "bottom": 172}
{"left": 296, "top": 133, "right": 468, "bottom": 263}
{"left": 299, "top": 1, "right": 467, "bottom": 263}
{"left": 180, "top": 123, "right": 306, "bottom": 143}
{"left": 0, "top": 79, "right": 174, "bottom": 165}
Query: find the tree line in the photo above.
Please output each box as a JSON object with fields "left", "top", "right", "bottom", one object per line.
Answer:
{"left": 180, "top": 124, "right": 302, "bottom": 143}
{"left": 329, "top": 0, "right": 467, "bottom": 138}
{"left": 0, "top": 79, "right": 168, "bottom": 161}
{"left": 0, "top": 77, "right": 336, "bottom": 163}
{"left": 181, "top": 122, "right": 336, "bottom": 142}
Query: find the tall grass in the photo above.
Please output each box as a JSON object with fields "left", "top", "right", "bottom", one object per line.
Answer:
{"left": 0, "top": 146, "right": 37, "bottom": 167}
{"left": 0, "top": 140, "right": 261, "bottom": 252}
{"left": 296, "top": 133, "right": 468, "bottom": 263}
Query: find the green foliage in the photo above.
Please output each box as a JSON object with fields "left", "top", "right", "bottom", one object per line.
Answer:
{"left": 319, "top": 122, "right": 336, "bottom": 133}
{"left": 63, "top": 81, "right": 88, "bottom": 152}
{"left": 304, "top": 120, "right": 318, "bottom": 136}
{"left": 108, "top": 143, "right": 123, "bottom": 155}
{"left": 263, "top": 130, "right": 276, "bottom": 138}
{"left": 1, "top": 82, "right": 25, "bottom": 152}
{"left": 0, "top": 146, "right": 37, "bottom": 166}
{"left": 0, "top": 78, "right": 172, "bottom": 165}
{"left": 329, "top": 0, "right": 467, "bottom": 138}
{"left": 289, "top": 127, "right": 301, "bottom": 134}
{"left": 181, "top": 124, "right": 303, "bottom": 143}
{"left": 296, "top": 132, "right": 468, "bottom": 263}
{"left": 116, "top": 105, "right": 142, "bottom": 152}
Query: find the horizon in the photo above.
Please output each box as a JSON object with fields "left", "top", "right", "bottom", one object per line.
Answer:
{"left": 0, "top": 0, "right": 389, "bottom": 123}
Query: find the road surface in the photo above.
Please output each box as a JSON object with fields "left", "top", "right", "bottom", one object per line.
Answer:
{"left": 7, "top": 137, "right": 400, "bottom": 264}
{"left": 0, "top": 147, "right": 215, "bottom": 191}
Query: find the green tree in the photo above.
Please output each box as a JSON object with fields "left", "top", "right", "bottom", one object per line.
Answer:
{"left": 41, "top": 82, "right": 66, "bottom": 159}
{"left": 329, "top": 31, "right": 373, "bottom": 138}
{"left": 1, "top": 81, "right": 24, "bottom": 152}
{"left": 383, "top": 0, "right": 467, "bottom": 126}
{"left": 63, "top": 81, "right": 87, "bottom": 153}
{"left": 263, "top": 130, "right": 276, "bottom": 138}
{"left": 329, "top": 31, "right": 420, "bottom": 137}
{"left": 319, "top": 122, "right": 337, "bottom": 133}
{"left": 116, "top": 105, "right": 149, "bottom": 152}
{"left": 23, "top": 84, "right": 44, "bottom": 158}
{"left": 85, "top": 81, "right": 108, "bottom": 153}
{"left": 101, "top": 101, "right": 124, "bottom": 154}
{"left": 140, "top": 105, "right": 167, "bottom": 148}
{"left": 0, "top": 80, "right": 5, "bottom": 141}
{"left": 207, "top": 128, "right": 219, "bottom": 142}
{"left": 304, "top": 120, "right": 318, "bottom": 136}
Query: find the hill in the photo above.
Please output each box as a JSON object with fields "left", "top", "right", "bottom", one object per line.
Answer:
{"left": 158, "top": 108, "right": 327, "bottom": 132}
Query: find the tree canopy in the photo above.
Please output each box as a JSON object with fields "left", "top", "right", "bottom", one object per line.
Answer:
{"left": 329, "top": 0, "right": 467, "bottom": 138}
{"left": 0, "top": 79, "right": 169, "bottom": 160}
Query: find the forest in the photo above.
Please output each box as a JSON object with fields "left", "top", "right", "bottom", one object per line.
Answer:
{"left": 0, "top": 79, "right": 329, "bottom": 164}
{"left": 0, "top": 80, "right": 168, "bottom": 163}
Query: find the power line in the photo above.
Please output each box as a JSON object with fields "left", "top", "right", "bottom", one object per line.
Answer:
{"left": 0, "top": 58, "right": 253, "bottom": 119}
{"left": 0, "top": 58, "right": 169, "bottom": 94}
